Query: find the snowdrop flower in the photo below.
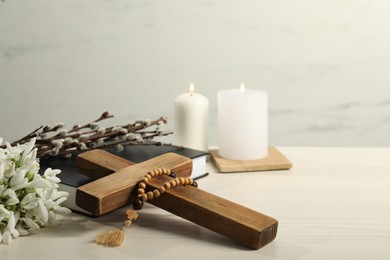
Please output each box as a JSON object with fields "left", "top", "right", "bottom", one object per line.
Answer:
{"left": 2, "top": 189, "right": 19, "bottom": 205}
{"left": 43, "top": 168, "right": 61, "bottom": 184}
{"left": 0, "top": 138, "right": 70, "bottom": 244}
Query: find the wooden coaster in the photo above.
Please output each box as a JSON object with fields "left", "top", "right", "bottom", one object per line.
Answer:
{"left": 209, "top": 147, "right": 292, "bottom": 173}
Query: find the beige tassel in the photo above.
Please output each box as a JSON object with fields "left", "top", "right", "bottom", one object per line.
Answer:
{"left": 95, "top": 210, "right": 139, "bottom": 247}
{"left": 96, "top": 228, "right": 125, "bottom": 247}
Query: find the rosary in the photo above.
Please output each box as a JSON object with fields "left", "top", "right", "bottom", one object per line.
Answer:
{"left": 95, "top": 167, "right": 198, "bottom": 247}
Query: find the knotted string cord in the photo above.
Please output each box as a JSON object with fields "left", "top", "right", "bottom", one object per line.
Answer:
{"left": 95, "top": 167, "right": 198, "bottom": 247}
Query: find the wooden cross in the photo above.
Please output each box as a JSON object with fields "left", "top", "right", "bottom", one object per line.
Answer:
{"left": 75, "top": 150, "right": 278, "bottom": 250}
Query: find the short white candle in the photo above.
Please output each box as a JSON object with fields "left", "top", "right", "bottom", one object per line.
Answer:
{"left": 174, "top": 83, "right": 209, "bottom": 151}
{"left": 218, "top": 83, "right": 268, "bottom": 160}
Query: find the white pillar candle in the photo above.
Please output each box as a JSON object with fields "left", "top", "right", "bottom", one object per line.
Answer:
{"left": 174, "top": 83, "right": 209, "bottom": 151}
{"left": 218, "top": 83, "right": 268, "bottom": 160}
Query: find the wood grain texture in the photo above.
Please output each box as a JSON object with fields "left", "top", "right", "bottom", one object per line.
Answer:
{"left": 209, "top": 147, "right": 292, "bottom": 173}
{"left": 76, "top": 150, "right": 278, "bottom": 249}
{"left": 77, "top": 149, "right": 134, "bottom": 179}
{"left": 76, "top": 152, "right": 192, "bottom": 216}
{"left": 146, "top": 176, "right": 278, "bottom": 250}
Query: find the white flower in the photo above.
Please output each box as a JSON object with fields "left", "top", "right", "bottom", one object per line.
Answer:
{"left": 0, "top": 137, "right": 70, "bottom": 244}
{"left": 43, "top": 168, "right": 62, "bottom": 185}
{"left": 2, "top": 189, "right": 19, "bottom": 205}
{"left": 0, "top": 206, "right": 16, "bottom": 244}
{"left": 20, "top": 193, "right": 39, "bottom": 210}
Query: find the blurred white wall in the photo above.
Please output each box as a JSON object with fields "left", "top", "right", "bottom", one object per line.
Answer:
{"left": 1, "top": 0, "right": 389, "bottom": 146}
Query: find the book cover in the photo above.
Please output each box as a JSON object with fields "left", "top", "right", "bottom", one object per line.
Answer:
{"left": 39, "top": 145, "right": 208, "bottom": 215}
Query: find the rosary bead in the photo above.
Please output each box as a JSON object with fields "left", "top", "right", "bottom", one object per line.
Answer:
{"left": 153, "top": 190, "right": 160, "bottom": 198}
{"left": 149, "top": 170, "right": 156, "bottom": 177}
{"left": 170, "top": 179, "right": 177, "bottom": 187}
{"left": 137, "top": 188, "right": 145, "bottom": 194}
{"left": 158, "top": 186, "right": 166, "bottom": 194}
{"left": 138, "top": 193, "right": 148, "bottom": 202}
{"left": 146, "top": 174, "right": 152, "bottom": 180}
{"left": 162, "top": 168, "right": 170, "bottom": 175}
{"left": 123, "top": 220, "right": 132, "bottom": 227}
{"left": 175, "top": 178, "right": 181, "bottom": 185}
{"left": 132, "top": 198, "right": 144, "bottom": 210}
{"left": 163, "top": 182, "right": 171, "bottom": 189}
{"left": 169, "top": 171, "right": 176, "bottom": 178}
{"left": 138, "top": 182, "right": 146, "bottom": 189}
{"left": 142, "top": 177, "right": 149, "bottom": 183}
{"left": 147, "top": 191, "right": 154, "bottom": 200}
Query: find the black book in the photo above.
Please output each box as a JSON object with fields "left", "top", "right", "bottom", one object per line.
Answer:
{"left": 40, "top": 145, "right": 208, "bottom": 216}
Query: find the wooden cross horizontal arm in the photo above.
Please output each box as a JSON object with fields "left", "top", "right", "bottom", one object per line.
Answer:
{"left": 76, "top": 150, "right": 192, "bottom": 215}
{"left": 75, "top": 149, "right": 278, "bottom": 250}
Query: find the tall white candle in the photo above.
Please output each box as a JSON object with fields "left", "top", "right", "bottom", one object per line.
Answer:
{"left": 218, "top": 83, "right": 268, "bottom": 160}
{"left": 174, "top": 83, "right": 209, "bottom": 151}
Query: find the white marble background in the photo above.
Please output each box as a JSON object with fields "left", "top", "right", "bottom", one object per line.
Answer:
{"left": 1, "top": 0, "right": 390, "bottom": 147}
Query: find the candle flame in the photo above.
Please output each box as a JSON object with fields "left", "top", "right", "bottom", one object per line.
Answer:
{"left": 240, "top": 82, "right": 245, "bottom": 96}
{"left": 189, "top": 83, "right": 195, "bottom": 96}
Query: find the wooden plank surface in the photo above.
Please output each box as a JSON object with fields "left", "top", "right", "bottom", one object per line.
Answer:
{"left": 5, "top": 147, "right": 390, "bottom": 259}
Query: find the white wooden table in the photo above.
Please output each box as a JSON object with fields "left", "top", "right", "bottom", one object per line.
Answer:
{"left": 3, "top": 147, "right": 390, "bottom": 259}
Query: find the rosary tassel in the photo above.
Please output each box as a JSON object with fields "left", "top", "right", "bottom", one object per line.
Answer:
{"left": 95, "top": 210, "right": 137, "bottom": 247}
{"left": 96, "top": 228, "right": 125, "bottom": 247}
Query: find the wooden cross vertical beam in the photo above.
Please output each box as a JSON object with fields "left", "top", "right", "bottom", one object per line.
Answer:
{"left": 75, "top": 150, "right": 278, "bottom": 250}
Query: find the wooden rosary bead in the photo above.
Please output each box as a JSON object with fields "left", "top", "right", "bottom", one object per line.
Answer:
{"left": 169, "top": 180, "right": 177, "bottom": 187}
{"left": 153, "top": 190, "right": 160, "bottom": 198}
{"left": 138, "top": 193, "right": 148, "bottom": 202}
{"left": 123, "top": 220, "right": 132, "bottom": 227}
{"left": 163, "top": 182, "right": 171, "bottom": 190}
{"left": 142, "top": 177, "right": 149, "bottom": 183}
{"left": 147, "top": 191, "right": 154, "bottom": 200}
{"left": 146, "top": 173, "right": 152, "bottom": 180}
{"left": 169, "top": 171, "right": 176, "bottom": 178}
{"left": 138, "top": 182, "right": 146, "bottom": 189}
{"left": 132, "top": 198, "right": 144, "bottom": 210}
{"left": 158, "top": 186, "right": 166, "bottom": 194}
{"left": 137, "top": 188, "right": 145, "bottom": 194}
